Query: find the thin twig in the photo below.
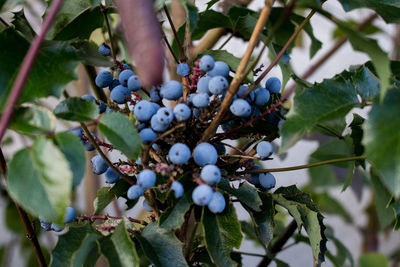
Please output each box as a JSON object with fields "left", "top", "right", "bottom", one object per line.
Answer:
{"left": 235, "top": 251, "right": 266, "bottom": 257}
{"left": 0, "top": 148, "right": 48, "bottom": 267}
{"left": 100, "top": 4, "right": 117, "bottom": 63}
{"left": 242, "top": 9, "right": 317, "bottom": 99}
{"left": 200, "top": 0, "right": 275, "bottom": 143}
{"left": 218, "top": 32, "right": 235, "bottom": 50}
{"left": 162, "top": 31, "right": 180, "bottom": 64}
{"left": 0, "top": 0, "right": 65, "bottom": 143}
{"left": 76, "top": 214, "right": 147, "bottom": 225}
{"left": 80, "top": 123, "right": 135, "bottom": 185}
{"left": 164, "top": 5, "right": 186, "bottom": 62}
{"left": 238, "top": 155, "right": 365, "bottom": 174}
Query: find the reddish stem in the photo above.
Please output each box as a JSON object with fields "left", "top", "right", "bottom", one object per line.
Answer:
{"left": 76, "top": 214, "right": 148, "bottom": 225}
{"left": 0, "top": 0, "right": 65, "bottom": 142}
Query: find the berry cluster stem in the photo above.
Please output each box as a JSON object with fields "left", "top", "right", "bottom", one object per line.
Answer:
{"left": 76, "top": 214, "right": 148, "bottom": 225}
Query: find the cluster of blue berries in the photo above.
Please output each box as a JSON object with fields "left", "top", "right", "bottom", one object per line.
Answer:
{"left": 40, "top": 207, "right": 77, "bottom": 232}
{"left": 81, "top": 47, "right": 283, "bottom": 215}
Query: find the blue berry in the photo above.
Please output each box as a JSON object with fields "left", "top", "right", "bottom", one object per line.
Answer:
{"left": 136, "top": 157, "right": 142, "bottom": 165}
{"left": 176, "top": 63, "right": 190, "bottom": 76}
{"left": 127, "top": 75, "right": 141, "bottom": 91}
{"left": 200, "top": 164, "right": 221, "bottom": 185}
{"left": 255, "top": 87, "right": 270, "bottom": 106}
{"left": 110, "top": 85, "right": 130, "bottom": 104}
{"left": 127, "top": 185, "right": 144, "bottom": 199}
{"left": 140, "top": 128, "right": 157, "bottom": 144}
{"left": 150, "top": 87, "right": 161, "bottom": 102}
{"left": 248, "top": 164, "right": 262, "bottom": 186}
{"left": 105, "top": 168, "right": 120, "bottom": 184}
{"left": 160, "top": 81, "right": 183, "bottom": 100}
{"left": 197, "top": 76, "right": 211, "bottom": 95}
{"left": 209, "top": 76, "right": 228, "bottom": 95}
{"left": 137, "top": 169, "right": 156, "bottom": 190}
{"left": 151, "top": 115, "right": 169, "bottom": 132}
{"left": 152, "top": 143, "right": 161, "bottom": 151}
{"left": 137, "top": 123, "right": 146, "bottom": 131}
{"left": 208, "top": 192, "right": 225, "bottom": 213}
{"left": 192, "top": 184, "right": 213, "bottom": 206}
{"left": 168, "top": 143, "right": 191, "bottom": 165}
{"left": 95, "top": 71, "right": 113, "bottom": 88}
{"left": 230, "top": 99, "right": 251, "bottom": 117}
{"left": 256, "top": 141, "right": 273, "bottom": 157}
{"left": 91, "top": 155, "right": 108, "bottom": 175}
{"left": 81, "top": 94, "right": 96, "bottom": 102}
{"left": 82, "top": 133, "right": 96, "bottom": 151}
{"left": 155, "top": 107, "right": 174, "bottom": 125}
{"left": 192, "top": 108, "right": 199, "bottom": 118}
{"left": 199, "top": 55, "right": 215, "bottom": 72}
{"left": 51, "top": 224, "right": 64, "bottom": 232}
{"left": 192, "top": 93, "right": 210, "bottom": 108}
{"left": 281, "top": 51, "right": 291, "bottom": 64}
{"left": 98, "top": 43, "right": 111, "bottom": 56}
{"left": 207, "top": 61, "right": 229, "bottom": 77}
{"left": 69, "top": 128, "right": 83, "bottom": 139}
{"left": 119, "top": 69, "right": 134, "bottom": 86}
{"left": 142, "top": 199, "right": 153, "bottom": 212}
{"left": 173, "top": 103, "right": 191, "bottom": 121}
{"left": 171, "top": 181, "right": 184, "bottom": 198}
{"left": 259, "top": 172, "right": 276, "bottom": 190}
{"left": 193, "top": 143, "right": 218, "bottom": 166}
{"left": 98, "top": 101, "right": 107, "bottom": 113}
{"left": 64, "top": 207, "right": 77, "bottom": 223}
{"left": 39, "top": 217, "right": 51, "bottom": 231}
{"left": 134, "top": 100, "right": 157, "bottom": 122}
{"left": 123, "top": 64, "right": 131, "bottom": 70}
{"left": 109, "top": 79, "right": 120, "bottom": 91}
{"left": 265, "top": 77, "right": 281, "bottom": 94}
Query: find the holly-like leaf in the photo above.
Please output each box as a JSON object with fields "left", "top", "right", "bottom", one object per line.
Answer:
{"left": 218, "top": 178, "right": 262, "bottom": 211}
{"left": 339, "top": 0, "right": 400, "bottom": 24}
{"left": 50, "top": 224, "right": 101, "bottom": 267}
{"left": 9, "top": 106, "right": 56, "bottom": 135}
{"left": 309, "top": 191, "right": 352, "bottom": 223}
{"left": 272, "top": 186, "right": 327, "bottom": 265}
{"left": 244, "top": 193, "right": 275, "bottom": 246}
{"left": 54, "top": 132, "right": 86, "bottom": 189}
{"left": 105, "top": 218, "right": 140, "bottom": 267}
{"left": 11, "top": 10, "right": 36, "bottom": 41}
{"left": 137, "top": 222, "right": 188, "bottom": 267}
{"left": 94, "top": 180, "right": 131, "bottom": 215}
{"left": 202, "top": 202, "right": 243, "bottom": 267}
{"left": 280, "top": 76, "right": 360, "bottom": 151}
{"left": 7, "top": 137, "right": 72, "bottom": 224}
{"left": 54, "top": 97, "right": 99, "bottom": 122}
{"left": 98, "top": 112, "right": 141, "bottom": 160}
{"left": 159, "top": 195, "right": 191, "bottom": 229}
{"left": 0, "top": 29, "right": 80, "bottom": 111}
{"left": 363, "top": 88, "right": 400, "bottom": 198}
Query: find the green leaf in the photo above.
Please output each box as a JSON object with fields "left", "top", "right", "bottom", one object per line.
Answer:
{"left": 332, "top": 20, "right": 382, "bottom": 39}
{"left": 218, "top": 178, "right": 262, "bottom": 211}
{"left": 281, "top": 76, "right": 360, "bottom": 151}
{"left": 74, "top": 41, "right": 114, "bottom": 67}
{"left": 206, "top": 0, "right": 218, "bottom": 10}
{"left": 202, "top": 202, "right": 243, "bottom": 267}
{"left": 0, "top": 29, "right": 80, "bottom": 111}
{"left": 370, "top": 169, "right": 396, "bottom": 229}
{"left": 348, "top": 114, "right": 365, "bottom": 167}
{"left": 108, "top": 218, "right": 140, "bottom": 267}
{"left": 191, "top": 10, "right": 231, "bottom": 40}
{"left": 139, "top": 222, "right": 188, "bottom": 267}
{"left": 5, "top": 202, "right": 25, "bottom": 233}
{"left": 9, "top": 106, "right": 56, "bottom": 135}
{"left": 322, "top": 227, "right": 354, "bottom": 267}
{"left": 54, "top": 97, "right": 99, "bottom": 122}
{"left": 99, "top": 112, "right": 141, "bottom": 160}
{"left": 7, "top": 137, "right": 72, "bottom": 224}
{"left": 245, "top": 193, "right": 275, "bottom": 246}
{"left": 308, "top": 139, "right": 354, "bottom": 188}
{"left": 53, "top": 6, "right": 104, "bottom": 41}
{"left": 50, "top": 224, "right": 101, "bottom": 267}
{"left": 11, "top": 10, "right": 36, "bottom": 41}
{"left": 352, "top": 66, "right": 380, "bottom": 101}
{"left": 335, "top": 20, "right": 391, "bottom": 101}
{"left": 54, "top": 132, "right": 86, "bottom": 189}
{"left": 309, "top": 191, "right": 352, "bottom": 223}
{"left": 94, "top": 180, "right": 132, "bottom": 215}
{"left": 159, "top": 195, "right": 191, "bottom": 229}
{"left": 339, "top": 0, "right": 400, "bottom": 24}
{"left": 363, "top": 88, "right": 400, "bottom": 197}
{"left": 272, "top": 186, "right": 327, "bottom": 264}
{"left": 359, "top": 253, "right": 388, "bottom": 267}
